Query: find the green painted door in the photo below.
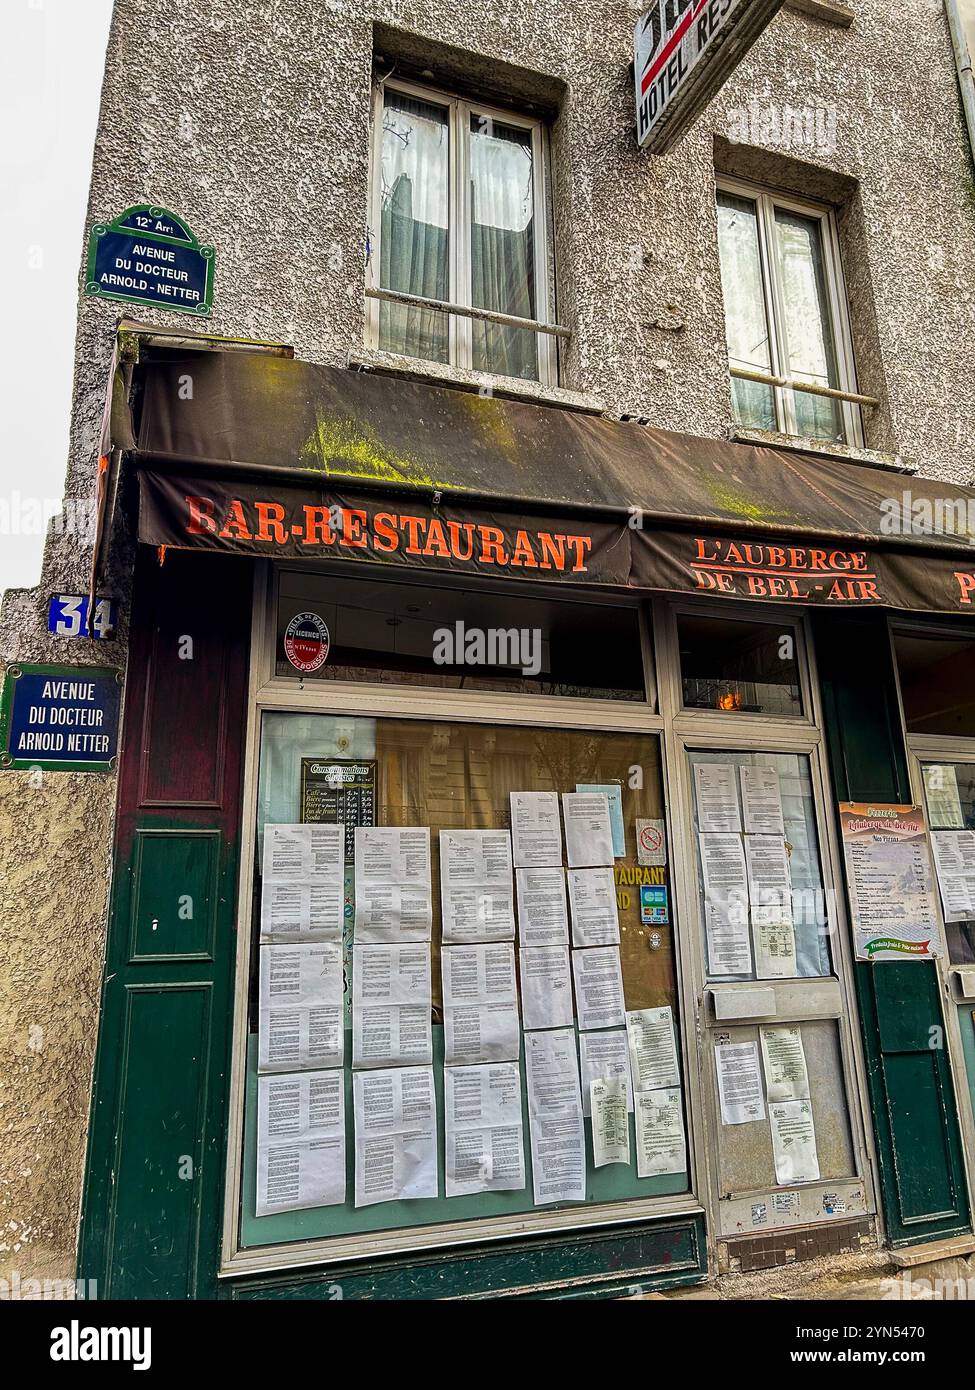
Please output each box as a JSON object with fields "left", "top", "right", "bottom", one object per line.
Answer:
{"left": 78, "top": 551, "right": 251, "bottom": 1297}
{"left": 815, "top": 613, "right": 971, "bottom": 1245}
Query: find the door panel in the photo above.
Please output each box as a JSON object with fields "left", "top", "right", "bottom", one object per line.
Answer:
{"left": 79, "top": 550, "right": 251, "bottom": 1298}
{"left": 815, "top": 612, "right": 971, "bottom": 1245}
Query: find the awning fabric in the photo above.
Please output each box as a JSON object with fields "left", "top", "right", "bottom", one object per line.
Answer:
{"left": 112, "top": 326, "right": 975, "bottom": 615}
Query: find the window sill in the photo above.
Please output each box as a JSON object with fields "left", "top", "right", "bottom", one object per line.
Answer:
{"left": 784, "top": 0, "right": 854, "bottom": 27}
{"left": 348, "top": 347, "right": 606, "bottom": 415}
{"left": 731, "top": 427, "right": 914, "bottom": 475}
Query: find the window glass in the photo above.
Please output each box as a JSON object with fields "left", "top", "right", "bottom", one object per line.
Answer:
{"left": 773, "top": 210, "right": 843, "bottom": 443}
{"left": 276, "top": 571, "right": 648, "bottom": 701}
{"left": 716, "top": 183, "right": 856, "bottom": 445}
{"left": 919, "top": 761, "right": 975, "bottom": 965}
{"left": 688, "top": 749, "right": 832, "bottom": 981}
{"left": 240, "top": 714, "right": 686, "bottom": 1252}
{"left": 714, "top": 1020, "right": 855, "bottom": 1198}
{"left": 379, "top": 91, "right": 450, "bottom": 363}
{"left": 470, "top": 116, "right": 537, "bottom": 381}
{"left": 894, "top": 631, "right": 975, "bottom": 736}
{"left": 716, "top": 192, "right": 776, "bottom": 431}
{"left": 678, "top": 613, "right": 802, "bottom": 717}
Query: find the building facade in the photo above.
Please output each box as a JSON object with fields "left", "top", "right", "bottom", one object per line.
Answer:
{"left": 3, "top": 0, "right": 975, "bottom": 1300}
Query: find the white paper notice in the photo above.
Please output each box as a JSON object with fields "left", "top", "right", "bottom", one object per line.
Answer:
{"left": 590, "top": 1077, "right": 630, "bottom": 1168}
{"left": 705, "top": 901, "right": 753, "bottom": 977}
{"left": 351, "top": 943, "right": 432, "bottom": 1069}
{"left": 923, "top": 764, "right": 964, "bottom": 830}
{"left": 562, "top": 792, "right": 615, "bottom": 868}
{"left": 635, "top": 1088, "right": 686, "bottom": 1177}
{"left": 694, "top": 763, "right": 742, "bottom": 833}
{"left": 445, "top": 1062, "right": 525, "bottom": 1197}
{"left": 751, "top": 905, "right": 799, "bottom": 980}
{"left": 510, "top": 792, "right": 562, "bottom": 868}
{"left": 256, "top": 1070, "right": 345, "bottom": 1215}
{"left": 769, "top": 1099, "right": 820, "bottom": 1184}
{"left": 352, "top": 1065, "right": 438, "bottom": 1206}
{"left": 760, "top": 1025, "right": 811, "bottom": 1103}
{"left": 353, "top": 826, "right": 432, "bottom": 943}
{"left": 744, "top": 834, "right": 793, "bottom": 912}
{"left": 567, "top": 866, "right": 620, "bottom": 947}
{"left": 519, "top": 944, "right": 574, "bottom": 1030}
{"left": 572, "top": 946, "right": 625, "bottom": 1031}
{"left": 700, "top": 833, "right": 752, "bottom": 976}
{"left": 579, "top": 1030, "right": 633, "bottom": 1117}
{"left": 576, "top": 783, "right": 626, "bottom": 857}
{"left": 931, "top": 830, "right": 975, "bottom": 921}
{"left": 715, "top": 1041, "right": 766, "bottom": 1125}
{"left": 261, "top": 823, "right": 345, "bottom": 943}
{"left": 440, "top": 829, "right": 515, "bottom": 944}
{"left": 525, "top": 1028, "right": 586, "bottom": 1204}
{"left": 263, "top": 822, "right": 345, "bottom": 879}
{"left": 516, "top": 867, "right": 569, "bottom": 947}
{"left": 626, "top": 1007, "right": 681, "bottom": 1093}
{"left": 258, "top": 942, "right": 344, "bottom": 1073}
{"left": 740, "top": 766, "right": 785, "bottom": 836}
{"left": 441, "top": 943, "right": 520, "bottom": 1065}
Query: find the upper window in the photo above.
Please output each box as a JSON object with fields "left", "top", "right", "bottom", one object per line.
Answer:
{"left": 715, "top": 180, "right": 861, "bottom": 447}
{"left": 368, "top": 80, "right": 555, "bottom": 385}
{"left": 275, "top": 570, "right": 647, "bottom": 702}
{"left": 894, "top": 630, "right": 975, "bottom": 737}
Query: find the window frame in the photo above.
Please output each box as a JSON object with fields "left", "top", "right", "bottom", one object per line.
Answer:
{"left": 715, "top": 175, "right": 863, "bottom": 449}
{"left": 220, "top": 562, "right": 697, "bottom": 1278}
{"left": 656, "top": 595, "right": 877, "bottom": 1239}
{"left": 219, "top": 563, "right": 877, "bottom": 1274}
{"left": 366, "top": 75, "right": 557, "bottom": 387}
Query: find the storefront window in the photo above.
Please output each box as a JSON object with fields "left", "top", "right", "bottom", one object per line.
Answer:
{"left": 687, "top": 749, "right": 831, "bottom": 981}
{"left": 677, "top": 613, "right": 802, "bottom": 717}
{"left": 240, "top": 712, "right": 687, "bottom": 1254}
{"left": 894, "top": 631, "right": 975, "bottom": 736}
{"left": 275, "top": 571, "right": 648, "bottom": 701}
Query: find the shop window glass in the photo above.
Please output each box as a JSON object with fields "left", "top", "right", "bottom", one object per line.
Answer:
{"left": 894, "top": 632, "right": 975, "bottom": 737}
{"left": 714, "top": 1019, "right": 855, "bottom": 1201}
{"left": 678, "top": 613, "right": 802, "bottom": 716}
{"left": 687, "top": 749, "right": 832, "bottom": 981}
{"left": 920, "top": 761, "right": 975, "bottom": 965}
{"left": 276, "top": 571, "right": 647, "bottom": 702}
{"left": 239, "top": 713, "right": 686, "bottom": 1253}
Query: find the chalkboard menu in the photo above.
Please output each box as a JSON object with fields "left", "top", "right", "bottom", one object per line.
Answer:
{"left": 300, "top": 759, "right": 377, "bottom": 860}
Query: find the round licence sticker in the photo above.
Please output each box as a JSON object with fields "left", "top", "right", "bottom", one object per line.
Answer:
{"left": 284, "top": 611, "right": 330, "bottom": 672}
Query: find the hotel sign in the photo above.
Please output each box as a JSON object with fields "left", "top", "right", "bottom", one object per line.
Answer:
{"left": 634, "top": 0, "right": 784, "bottom": 153}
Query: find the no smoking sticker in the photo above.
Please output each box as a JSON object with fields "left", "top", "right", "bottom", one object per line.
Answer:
{"left": 636, "top": 817, "right": 667, "bottom": 866}
{"left": 284, "top": 611, "right": 330, "bottom": 673}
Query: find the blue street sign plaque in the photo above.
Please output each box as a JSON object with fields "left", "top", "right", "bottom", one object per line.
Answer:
{"left": 0, "top": 664, "right": 122, "bottom": 772}
{"left": 85, "top": 205, "right": 213, "bottom": 316}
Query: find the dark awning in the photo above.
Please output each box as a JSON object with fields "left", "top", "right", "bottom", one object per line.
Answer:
{"left": 107, "top": 323, "right": 975, "bottom": 616}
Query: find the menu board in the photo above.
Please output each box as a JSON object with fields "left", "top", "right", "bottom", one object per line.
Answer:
{"left": 301, "top": 758, "right": 377, "bottom": 861}
{"left": 839, "top": 802, "right": 943, "bottom": 961}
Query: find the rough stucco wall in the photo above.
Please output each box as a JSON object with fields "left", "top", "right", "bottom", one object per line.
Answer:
{"left": 1, "top": 0, "right": 974, "bottom": 1286}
